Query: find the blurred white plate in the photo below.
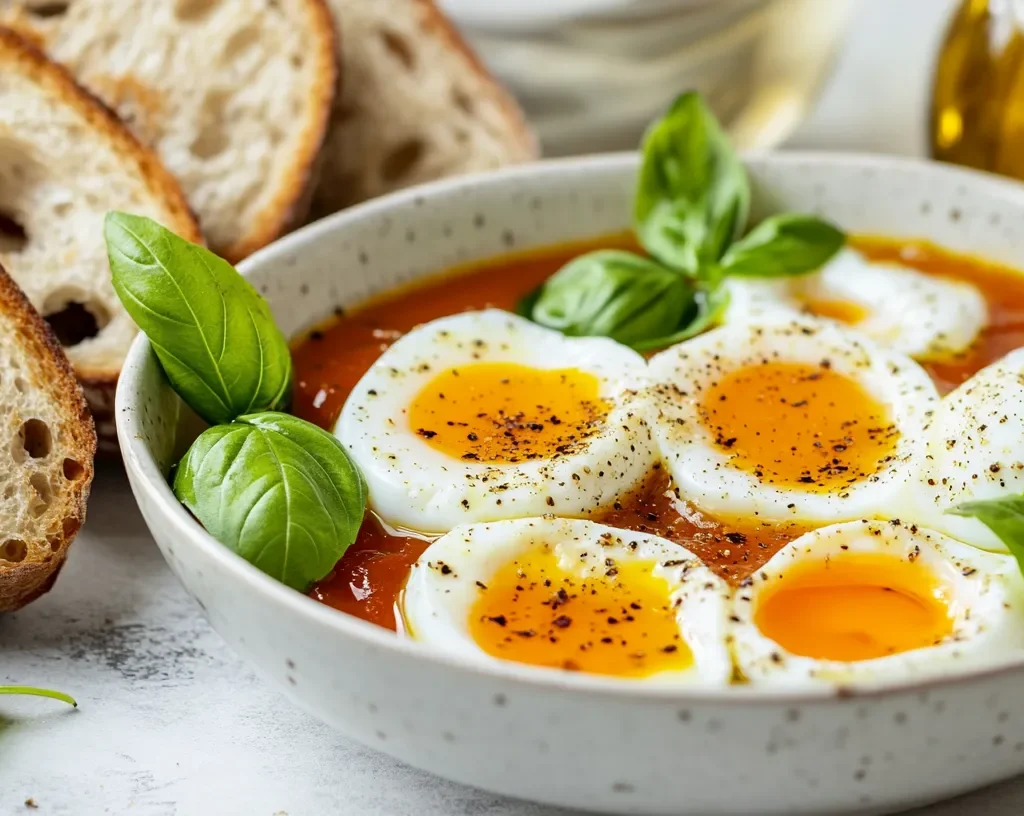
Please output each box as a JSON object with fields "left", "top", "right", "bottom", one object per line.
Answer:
{"left": 439, "top": 0, "right": 719, "bottom": 32}
{"left": 446, "top": 0, "right": 851, "bottom": 156}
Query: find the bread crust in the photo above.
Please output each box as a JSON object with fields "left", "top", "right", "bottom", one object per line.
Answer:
{"left": 223, "top": 0, "right": 339, "bottom": 262}
{"left": 0, "top": 28, "right": 201, "bottom": 450}
{"left": 0, "top": 261, "right": 97, "bottom": 612}
{"left": 0, "top": 28, "right": 201, "bottom": 250}
{"left": 411, "top": 0, "right": 537, "bottom": 158}
{"left": 312, "top": 0, "right": 538, "bottom": 215}
{"left": 1, "top": 2, "right": 339, "bottom": 264}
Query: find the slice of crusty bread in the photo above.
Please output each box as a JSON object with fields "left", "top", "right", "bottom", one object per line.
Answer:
{"left": 1, "top": 0, "right": 337, "bottom": 262}
{"left": 0, "top": 28, "right": 201, "bottom": 449}
{"left": 311, "top": 0, "right": 538, "bottom": 217}
{"left": 0, "top": 260, "right": 96, "bottom": 612}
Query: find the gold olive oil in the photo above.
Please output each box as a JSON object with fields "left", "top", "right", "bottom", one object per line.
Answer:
{"left": 932, "top": 0, "right": 1024, "bottom": 178}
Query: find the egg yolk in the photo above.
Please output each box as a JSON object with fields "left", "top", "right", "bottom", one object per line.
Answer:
{"left": 408, "top": 362, "right": 609, "bottom": 464}
{"left": 700, "top": 361, "right": 899, "bottom": 491}
{"left": 469, "top": 548, "right": 692, "bottom": 677}
{"left": 801, "top": 297, "right": 869, "bottom": 325}
{"left": 754, "top": 554, "right": 953, "bottom": 662}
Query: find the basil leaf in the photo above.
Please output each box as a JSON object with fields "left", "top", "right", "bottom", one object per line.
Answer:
{"left": 105, "top": 212, "right": 293, "bottom": 425}
{"left": 173, "top": 412, "right": 366, "bottom": 591}
{"left": 632, "top": 284, "right": 730, "bottom": 352}
{"left": 515, "top": 283, "right": 543, "bottom": 319}
{"left": 719, "top": 214, "right": 846, "bottom": 278}
{"left": 948, "top": 495, "right": 1024, "bottom": 574}
{"left": 528, "top": 250, "right": 693, "bottom": 349}
{"left": 239, "top": 412, "right": 369, "bottom": 507}
{"left": 635, "top": 91, "right": 749, "bottom": 274}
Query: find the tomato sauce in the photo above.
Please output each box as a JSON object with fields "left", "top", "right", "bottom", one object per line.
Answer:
{"left": 309, "top": 515, "right": 429, "bottom": 631}
{"left": 295, "top": 235, "right": 1024, "bottom": 630}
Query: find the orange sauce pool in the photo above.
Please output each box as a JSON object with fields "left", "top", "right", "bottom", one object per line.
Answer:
{"left": 309, "top": 515, "right": 430, "bottom": 630}
{"left": 298, "top": 234, "right": 1024, "bottom": 630}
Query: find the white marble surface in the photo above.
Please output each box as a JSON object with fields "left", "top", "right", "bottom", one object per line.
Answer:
{"left": 7, "top": 0, "right": 1024, "bottom": 814}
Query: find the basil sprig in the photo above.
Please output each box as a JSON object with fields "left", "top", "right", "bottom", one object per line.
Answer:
{"left": 635, "top": 91, "right": 749, "bottom": 274}
{"left": 949, "top": 495, "right": 1024, "bottom": 575}
{"left": 107, "top": 215, "right": 367, "bottom": 591}
{"left": 521, "top": 91, "right": 846, "bottom": 350}
{"left": 106, "top": 212, "right": 292, "bottom": 425}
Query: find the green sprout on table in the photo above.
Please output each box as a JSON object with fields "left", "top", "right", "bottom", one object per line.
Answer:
{"left": 0, "top": 687, "right": 77, "bottom": 707}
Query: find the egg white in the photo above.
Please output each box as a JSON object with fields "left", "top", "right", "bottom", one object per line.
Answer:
{"left": 403, "top": 517, "right": 733, "bottom": 685}
{"left": 722, "top": 277, "right": 794, "bottom": 323}
{"left": 725, "top": 248, "right": 988, "bottom": 361}
{"left": 337, "top": 310, "right": 658, "bottom": 532}
{"left": 909, "top": 348, "right": 1024, "bottom": 552}
{"left": 641, "top": 316, "right": 939, "bottom": 525}
{"left": 731, "top": 520, "right": 1024, "bottom": 688}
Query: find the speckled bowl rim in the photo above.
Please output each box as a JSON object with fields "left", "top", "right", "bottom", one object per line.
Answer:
{"left": 118, "top": 151, "right": 1024, "bottom": 705}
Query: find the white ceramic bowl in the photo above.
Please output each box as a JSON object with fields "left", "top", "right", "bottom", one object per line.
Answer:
{"left": 117, "top": 154, "right": 1024, "bottom": 815}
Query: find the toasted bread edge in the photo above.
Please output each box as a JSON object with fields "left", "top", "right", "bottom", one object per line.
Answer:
{"left": 411, "top": 0, "right": 537, "bottom": 159}
{"left": 0, "top": 27, "right": 202, "bottom": 451}
{"left": 0, "top": 262, "right": 97, "bottom": 612}
{"left": 222, "top": 0, "right": 339, "bottom": 263}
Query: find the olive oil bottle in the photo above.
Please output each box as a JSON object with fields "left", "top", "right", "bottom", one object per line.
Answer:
{"left": 931, "top": 0, "right": 1024, "bottom": 178}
